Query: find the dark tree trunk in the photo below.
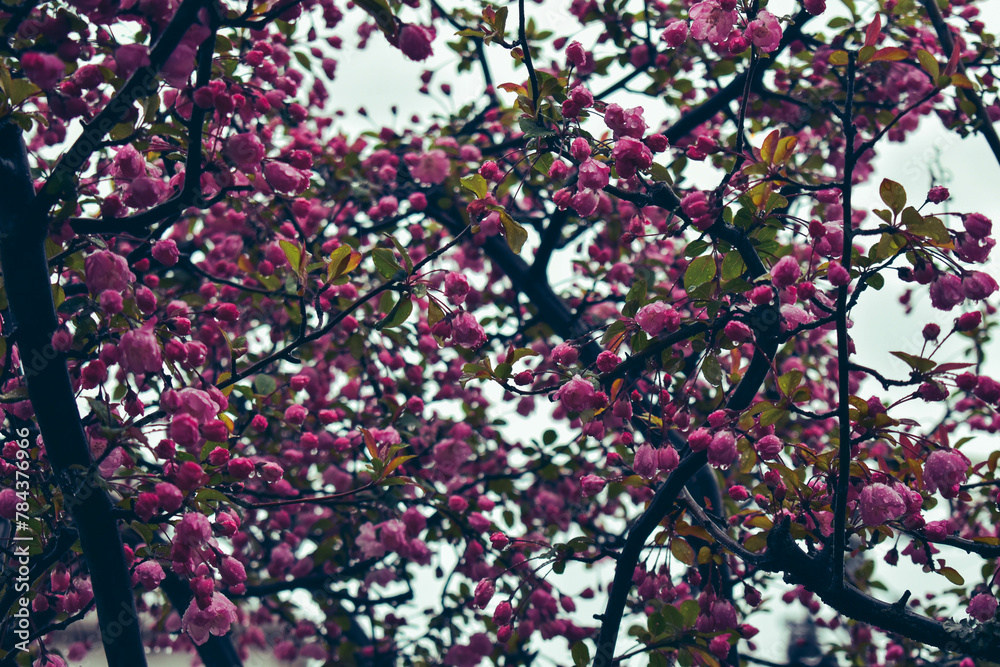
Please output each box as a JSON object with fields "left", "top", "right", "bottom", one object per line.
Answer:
{"left": 0, "top": 120, "right": 147, "bottom": 667}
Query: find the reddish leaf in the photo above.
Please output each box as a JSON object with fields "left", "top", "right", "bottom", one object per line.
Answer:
{"left": 870, "top": 47, "right": 909, "bottom": 63}
{"left": 865, "top": 14, "right": 882, "bottom": 47}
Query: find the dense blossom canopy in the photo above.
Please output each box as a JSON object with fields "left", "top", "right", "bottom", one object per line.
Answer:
{"left": 0, "top": 0, "right": 998, "bottom": 666}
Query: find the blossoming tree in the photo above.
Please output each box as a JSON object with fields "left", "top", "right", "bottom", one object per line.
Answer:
{"left": 0, "top": 0, "right": 998, "bottom": 665}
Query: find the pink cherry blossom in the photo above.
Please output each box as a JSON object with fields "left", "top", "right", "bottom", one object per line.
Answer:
{"left": 264, "top": 161, "right": 310, "bottom": 194}
{"left": 581, "top": 474, "right": 606, "bottom": 496}
{"left": 474, "top": 578, "right": 495, "bottom": 609}
{"left": 555, "top": 376, "right": 607, "bottom": 413}
{"left": 604, "top": 103, "right": 648, "bottom": 139}
{"left": 451, "top": 311, "right": 487, "bottom": 349}
{"left": 858, "top": 483, "right": 906, "bottom": 525}
{"left": 134, "top": 561, "right": 165, "bottom": 591}
{"left": 662, "top": 20, "right": 690, "bottom": 48}
{"left": 771, "top": 255, "right": 801, "bottom": 288}
{"left": 579, "top": 158, "right": 611, "bottom": 190}
{"left": 552, "top": 343, "right": 580, "bottom": 365}
{"left": 633, "top": 444, "right": 657, "bottom": 478}
{"left": 181, "top": 592, "right": 238, "bottom": 645}
{"left": 963, "top": 271, "right": 998, "bottom": 300}
{"left": 398, "top": 24, "right": 435, "bottom": 62}
{"left": 745, "top": 10, "right": 782, "bottom": 52}
{"left": 0, "top": 489, "right": 18, "bottom": 520}
{"left": 115, "top": 44, "right": 151, "bottom": 79}
{"left": 929, "top": 274, "right": 965, "bottom": 311}
{"left": 84, "top": 250, "right": 133, "bottom": 294}
{"left": 21, "top": 52, "right": 65, "bottom": 90}
{"left": 964, "top": 213, "right": 992, "bottom": 239}
{"left": 923, "top": 449, "right": 970, "bottom": 497}
{"left": 118, "top": 326, "right": 162, "bottom": 374}
{"left": 225, "top": 133, "right": 267, "bottom": 169}
{"left": 827, "top": 261, "right": 851, "bottom": 286}
{"left": 756, "top": 435, "right": 784, "bottom": 460}
{"left": 408, "top": 149, "right": 451, "bottom": 184}
{"left": 724, "top": 321, "right": 753, "bottom": 343}
{"left": 689, "top": 0, "right": 738, "bottom": 44}
{"left": 927, "top": 186, "right": 950, "bottom": 203}
{"left": 176, "top": 512, "right": 212, "bottom": 547}
{"left": 113, "top": 144, "right": 146, "bottom": 180}
{"left": 707, "top": 430, "right": 737, "bottom": 468}
{"left": 968, "top": 593, "right": 998, "bottom": 622}
{"left": 612, "top": 136, "right": 653, "bottom": 179}
{"left": 804, "top": 0, "right": 826, "bottom": 15}
{"left": 658, "top": 446, "right": 680, "bottom": 472}
{"left": 635, "top": 302, "right": 681, "bottom": 336}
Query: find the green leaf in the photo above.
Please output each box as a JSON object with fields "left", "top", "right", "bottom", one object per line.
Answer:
{"left": 109, "top": 122, "right": 134, "bottom": 142}
{"left": 879, "top": 179, "right": 906, "bottom": 215}
{"left": 685, "top": 239, "right": 710, "bottom": 258}
{"left": 683, "top": 255, "right": 716, "bottom": 292}
{"left": 518, "top": 117, "right": 555, "bottom": 137}
{"left": 938, "top": 566, "right": 964, "bottom": 586}
{"left": 494, "top": 5, "right": 508, "bottom": 40}
{"left": 649, "top": 652, "right": 669, "bottom": 667}
{"left": 254, "top": 374, "right": 277, "bottom": 396}
{"left": 386, "top": 234, "right": 414, "bottom": 272}
{"left": 702, "top": 354, "right": 723, "bottom": 386}
{"left": 870, "top": 47, "right": 909, "bottom": 63}
{"left": 602, "top": 320, "right": 628, "bottom": 346}
{"left": 8, "top": 78, "right": 39, "bottom": 105}
{"left": 531, "top": 151, "right": 555, "bottom": 176}
{"left": 647, "top": 611, "right": 666, "bottom": 636}
{"left": 327, "top": 244, "right": 362, "bottom": 281}
{"left": 744, "top": 532, "right": 768, "bottom": 552}
{"left": 625, "top": 278, "right": 647, "bottom": 304}
{"left": 194, "top": 488, "right": 230, "bottom": 503}
{"left": 721, "top": 252, "right": 746, "bottom": 281}
{"left": 778, "top": 369, "right": 803, "bottom": 396}
{"left": 828, "top": 50, "right": 849, "bottom": 66}
{"left": 571, "top": 641, "right": 590, "bottom": 667}
{"left": 917, "top": 49, "right": 940, "bottom": 80}
{"left": 86, "top": 397, "right": 112, "bottom": 426}
{"left": 760, "top": 408, "right": 787, "bottom": 427}
{"left": 498, "top": 210, "right": 528, "bottom": 255}
{"left": 376, "top": 295, "right": 413, "bottom": 330}
{"left": 460, "top": 174, "right": 488, "bottom": 199}
{"left": 662, "top": 605, "right": 684, "bottom": 631}
{"left": 510, "top": 348, "right": 538, "bottom": 363}
{"left": 650, "top": 162, "right": 671, "bottom": 182}
{"left": 130, "top": 521, "right": 154, "bottom": 545}
{"left": 371, "top": 248, "right": 403, "bottom": 280}
{"left": 679, "top": 599, "right": 699, "bottom": 627}
{"left": 905, "top": 213, "right": 950, "bottom": 243}
{"left": 279, "top": 240, "right": 302, "bottom": 273}
{"left": 890, "top": 351, "right": 936, "bottom": 373}
{"left": 671, "top": 538, "right": 695, "bottom": 566}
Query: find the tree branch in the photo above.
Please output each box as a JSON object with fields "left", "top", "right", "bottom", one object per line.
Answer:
{"left": 760, "top": 518, "right": 1000, "bottom": 660}
{"left": 831, "top": 51, "right": 857, "bottom": 590}
{"left": 0, "top": 121, "right": 148, "bottom": 665}
{"left": 663, "top": 12, "right": 811, "bottom": 145}
{"left": 918, "top": 0, "right": 1000, "bottom": 170}
{"left": 23, "top": 0, "right": 213, "bottom": 228}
